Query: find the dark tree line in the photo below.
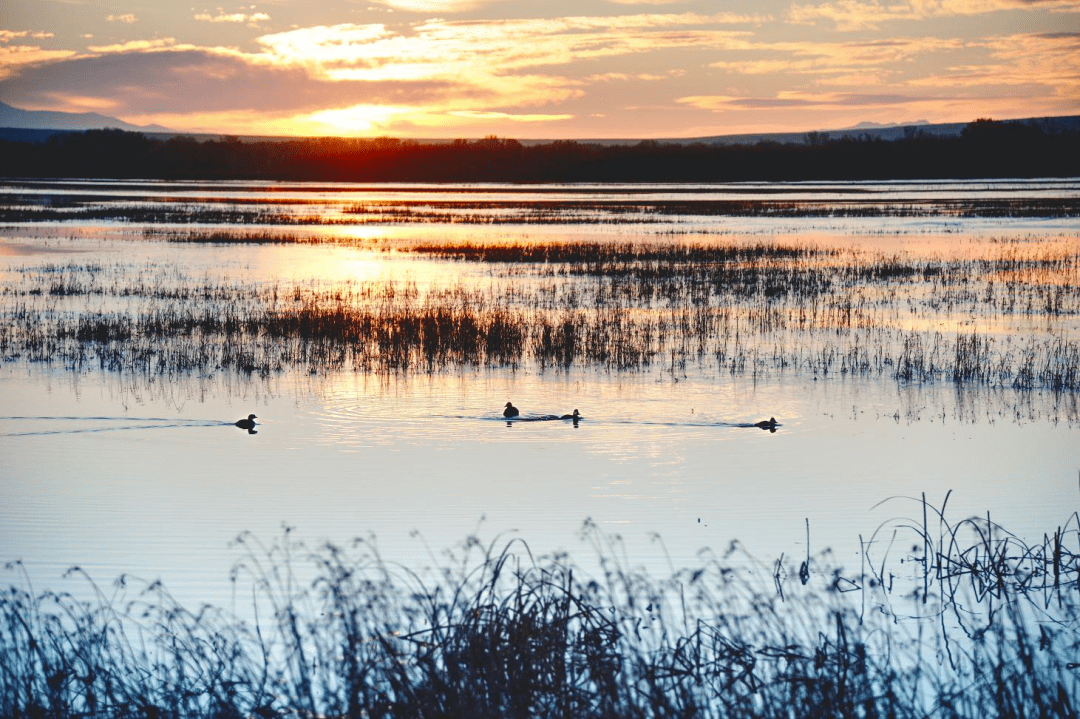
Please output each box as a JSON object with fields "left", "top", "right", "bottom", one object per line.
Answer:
{"left": 1, "top": 119, "right": 1076, "bottom": 182}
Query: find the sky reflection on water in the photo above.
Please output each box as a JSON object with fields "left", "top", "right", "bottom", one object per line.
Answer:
{"left": 1, "top": 362, "right": 1076, "bottom": 612}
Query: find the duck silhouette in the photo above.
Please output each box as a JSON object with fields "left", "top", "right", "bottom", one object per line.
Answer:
{"left": 753, "top": 417, "right": 778, "bottom": 430}
{"left": 235, "top": 414, "right": 258, "bottom": 430}
{"left": 559, "top": 409, "right": 580, "bottom": 421}
{"left": 503, "top": 402, "right": 520, "bottom": 418}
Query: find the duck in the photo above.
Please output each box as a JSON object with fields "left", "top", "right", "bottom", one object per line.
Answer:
{"left": 235, "top": 414, "right": 258, "bottom": 430}
{"left": 559, "top": 409, "right": 581, "bottom": 421}
{"left": 503, "top": 402, "right": 520, "bottom": 418}
{"left": 753, "top": 417, "right": 778, "bottom": 429}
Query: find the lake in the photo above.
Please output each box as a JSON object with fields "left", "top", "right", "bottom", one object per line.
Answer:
{"left": 1, "top": 178, "right": 1077, "bottom": 616}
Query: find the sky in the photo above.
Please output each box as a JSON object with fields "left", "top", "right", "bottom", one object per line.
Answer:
{"left": 1, "top": 0, "right": 1078, "bottom": 139}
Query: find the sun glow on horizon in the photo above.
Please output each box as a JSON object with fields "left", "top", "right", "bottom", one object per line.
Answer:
{"left": 301, "top": 105, "right": 418, "bottom": 136}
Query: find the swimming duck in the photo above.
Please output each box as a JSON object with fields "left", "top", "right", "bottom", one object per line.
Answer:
{"left": 503, "top": 402, "right": 520, "bottom": 418}
{"left": 753, "top": 417, "right": 778, "bottom": 429}
{"left": 560, "top": 409, "right": 581, "bottom": 420}
{"left": 235, "top": 414, "right": 258, "bottom": 430}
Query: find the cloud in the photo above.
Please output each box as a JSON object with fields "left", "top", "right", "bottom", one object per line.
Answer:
{"left": 86, "top": 39, "right": 181, "bottom": 54}
{"left": 254, "top": 14, "right": 759, "bottom": 84}
{"left": 0, "top": 31, "right": 76, "bottom": 79}
{"left": 0, "top": 30, "right": 55, "bottom": 42}
{"left": 0, "top": 47, "right": 455, "bottom": 115}
{"left": 678, "top": 90, "right": 936, "bottom": 112}
{"left": 36, "top": 94, "right": 121, "bottom": 112}
{"left": 907, "top": 32, "right": 1080, "bottom": 102}
{"left": 707, "top": 36, "right": 966, "bottom": 75}
{"left": 3, "top": 6, "right": 1072, "bottom": 137}
{"left": 585, "top": 72, "right": 677, "bottom": 81}
{"left": 448, "top": 110, "right": 575, "bottom": 121}
{"left": 817, "top": 72, "right": 886, "bottom": 85}
{"left": 106, "top": 14, "right": 138, "bottom": 24}
{"left": 0, "top": 11, "right": 764, "bottom": 134}
{"left": 691, "top": 29, "right": 1078, "bottom": 125}
{"left": 193, "top": 11, "right": 271, "bottom": 25}
{"left": 2, "top": 11, "right": 765, "bottom": 109}
{"left": 788, "top": 0, "right": 1080, "bottom": 31}
{"left": 372, "top": 0, "right": 491, "bottom": 10}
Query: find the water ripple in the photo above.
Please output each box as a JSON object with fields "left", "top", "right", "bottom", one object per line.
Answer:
{"left": 0, "top": 415, "right": 234, "bottom": 437}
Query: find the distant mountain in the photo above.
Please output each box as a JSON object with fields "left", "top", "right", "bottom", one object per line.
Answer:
{"left": 679, "top": 116, "right": 1080, "bottom": 146}
{"left": 0, "top": 101, "right": 171, "bottom": 133}
{"left": 844, "top": 120, "right": 929, "bottom": 130}
{"left": 513, "top": 116, "right": 1080, "bottom": 147}
{"left": 1, "top": 101, "right": 1077, "bottom": 148}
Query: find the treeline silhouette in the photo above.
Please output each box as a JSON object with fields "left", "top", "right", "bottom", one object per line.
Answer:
{"left": 1, "top": 119, "right": 1076, "bottom": 182}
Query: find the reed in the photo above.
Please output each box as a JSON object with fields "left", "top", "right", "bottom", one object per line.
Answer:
{"left": 2, "top": 502, "right": 1077, "bottom": 718}
{"left": 2, "top": 238, "right": 1077, "bottom": 392}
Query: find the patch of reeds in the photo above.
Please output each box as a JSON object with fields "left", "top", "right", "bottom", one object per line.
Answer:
{"left": 2, "top": 502, "right": 1077, "bottom": 718}
{"left": 2, "top": 239, "right": 1078, "bottom": 391}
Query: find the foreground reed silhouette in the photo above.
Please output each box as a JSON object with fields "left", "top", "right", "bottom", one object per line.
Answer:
{"left": 2, "top": 498, "right": 1077, "bottom": 718}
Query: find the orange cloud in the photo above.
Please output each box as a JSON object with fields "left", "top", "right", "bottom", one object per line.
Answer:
{"left": 193, "top": 11, "right": 271, "bottom": 25}
{"left": 0, "top": 30, "right": 55, "bottom": 41}
{"left": 255, "top": 15, "right": 758, "bottom": 83}
{"left": 373, "top": 0, "right": 491, "bottom": 11}
{"left": 447, "top": 110, "right": 575, "bottom": 121}
{"left": 818, "top": 72, "right": 887, "bottom": 86}
{"left": 3, "top": 4, "right": 1072, "bottom": 138}
{"left": 907, "top": 32, "right": 1080, "bottom": 103}
{"left": 86, "top": 39, "right": 181, "bottom": 53}
{"left": 37, "top": 93, "right": 121, "bottom": 112}
{"left": 789, "top": 0, "right": 1079, "bottom": 31}
{"left": 586, "top": 71, "right": 681, "bottom": 81}
{"left": 708, "top": 36, "right": 966, "bottom": 76}
{"left": 0, "top": 31, "right": 76, "bottom": 79}
{"left": 679, "top": 89, "right": 951, "bottom": 113}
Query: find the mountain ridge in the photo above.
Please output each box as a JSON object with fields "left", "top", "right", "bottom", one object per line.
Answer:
{"left": 0, "top": 101, "right": 171, "bottom": 133}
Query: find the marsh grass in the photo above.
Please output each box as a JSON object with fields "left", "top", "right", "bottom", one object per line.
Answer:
{"left": 2, "top": 238, "right": 1078, "bottom": 393}
{"left": 2, "top": 501, "right": 1077, "bottom": 718}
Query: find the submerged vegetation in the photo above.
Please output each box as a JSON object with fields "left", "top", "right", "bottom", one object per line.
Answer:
{"left": 3, "top": 195, "right": 1079, "bottom": 225}
{"left": 2, "top": 237, "right": 1078, "bottom": 393}
{"left": 2, "top": 500, "right": 1078, "bottom": 718}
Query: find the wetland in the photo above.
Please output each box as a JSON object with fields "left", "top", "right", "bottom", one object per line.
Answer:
{"left": 1, "top": 177, "right": 1078, "bottom": 717}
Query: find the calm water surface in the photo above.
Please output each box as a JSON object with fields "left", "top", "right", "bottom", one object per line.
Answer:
{"left": 1, "top": 179, "right": 1077, "bottom": 611}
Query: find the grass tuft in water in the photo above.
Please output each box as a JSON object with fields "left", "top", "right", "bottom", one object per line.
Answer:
{"left": 2, "top": 238, "right": 1078, "bottom": 393}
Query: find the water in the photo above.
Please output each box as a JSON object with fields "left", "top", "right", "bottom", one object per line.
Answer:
{"left": 0, "top": 178, "right": 1077, "bottom": 613}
